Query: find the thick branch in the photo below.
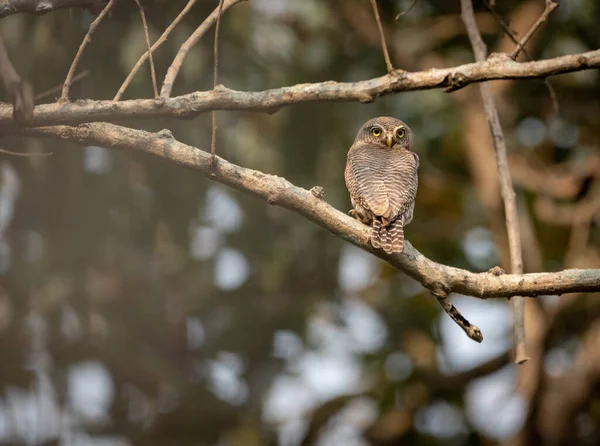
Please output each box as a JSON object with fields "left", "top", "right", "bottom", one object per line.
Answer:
{"left": 1, "top": 49, "right": 598, "bottom": 129}
{"left": 24, "top": 122, "right": 600, "bottom": 299}
{"left": 0, "top": 0, "right": 107, "bottom": 17}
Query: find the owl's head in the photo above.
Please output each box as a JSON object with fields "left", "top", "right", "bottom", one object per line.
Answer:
{"left": 355, "top": 116, "right": 413, "bottom": 150}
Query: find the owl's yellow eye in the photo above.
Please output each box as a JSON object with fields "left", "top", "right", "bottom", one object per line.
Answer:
{"left": 371, "top": 127, "right": 382, "bottom": 137}
{"left": 396, "top": 128, "right": 406, "bottom": 139}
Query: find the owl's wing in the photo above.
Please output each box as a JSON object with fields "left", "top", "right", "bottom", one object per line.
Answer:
{"left": 345, "top": 142, "right": 419, "bottom": 221}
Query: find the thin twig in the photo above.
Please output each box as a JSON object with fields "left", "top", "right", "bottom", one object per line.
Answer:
{"left": 482, "top": 0, "right": 559, "bottom": 116}
{"left": 511, "top": 0, "right": 559, "bottom": 60}
{"left": 461, "top": 0, "right": 529, "bottom": 363}
{"left": 36, "top": 71, "right": 89, "bottom": 101}
{"left": 482, "top": 0, "right": 531, "bottom": 58}
{"left": 0, "top": 148, "right": 52, "bottom": 157}
{"left": 211, "top": 0, "right": 225, "bottom": 159}
{"left": 395, "top": 0, "right": 419, "bottom": 19}
{"left": 132, "top": 0, "right": 158, "bottom": 98}
{"left": 160, "top": 0, "right": 244, "bottom": 99}
{"left": 114, "top": 0, "right": 197, "bottom": 101}
{"left": 369, "top": 0, "right": 393, "bottom": 73}
{"left": 433, "top": 293, "right": 483, "bottom": 342}
{"left": 61, "top": 0, "right": 117, "bottom": 102}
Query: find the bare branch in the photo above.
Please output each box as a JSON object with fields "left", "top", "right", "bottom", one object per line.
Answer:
{"left": 369, "top": 0, "right": 394, "bottom": 73}
{"left": 114, "top": 0, "right": 198, "bottom": 101}
{"left": 61, "top": 0, "right": 117, "bottom": 102}
{"left": 22, "top": 122, "right": 600, "bottom": 303}
{"left": 160, "top": 0, "right": 245, "bottom": 99}
{"left": 511, "top": 0, "right": 560, "bottom": 60}
{"left": 1, "top": 49, "right": 598, "bottom": 130}
{"left": 0, "top": 0, "right": 108, "bottom": 17}
{"left": 133, "top": 0, "right": 158, "bottom": 98}
{"left": 211, "top": 0, "right": 225, "bottom": 158}
{"left": 461, "top": 0, "right": 528, "bottom": 363}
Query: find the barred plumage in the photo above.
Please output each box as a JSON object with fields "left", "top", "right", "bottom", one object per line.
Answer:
{"left": 345, "top": 117, "right": 419, "bottom": 254}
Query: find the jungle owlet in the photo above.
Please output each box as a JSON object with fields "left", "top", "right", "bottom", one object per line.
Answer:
{"left": 345, "top": 117, "right": 419, "bottom": 254}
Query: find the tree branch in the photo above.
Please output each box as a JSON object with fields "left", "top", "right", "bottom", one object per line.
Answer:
{"left": 511, "top": 0, "right": 559, "bottom": 60}
{"left": 114, "top": 0, "right": 198, "bottom": 101}
{"left": 0, "top": 0, "right": 108, "bottom": 17}
{"left": 133, "top": 0, "right": 158, "bottom": 98}
{"left": 369, "top": 0, "right": 394, "bottom": 73}
{"left": 22, "top": 122, "right": 600, "bottom": 302}
{"left": 61, "top": 0, "right": 117, "bottom": 101}
{"left": 160, "top": 0, "right": 245, "bottom": 98}
{"left": 1, "top": 49, "right": 598, "bottom": 129}
{"left": 461, "top": 0, "right": 528, "bottom": 363}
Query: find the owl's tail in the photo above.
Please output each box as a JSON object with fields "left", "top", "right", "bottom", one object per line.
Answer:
{"left": 371, "top": 218, "right": 405, "bottom": 254}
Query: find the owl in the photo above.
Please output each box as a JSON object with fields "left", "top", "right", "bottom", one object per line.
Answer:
{"left": 345, "top": 117, "right": 419, "bottom": 254}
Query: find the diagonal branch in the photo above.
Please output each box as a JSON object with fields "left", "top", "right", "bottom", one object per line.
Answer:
{"left": 22, "top": 122, "right": 600, "bottom": 303}
{"left": 2, "top": 49, "right": 599, "bottom": 130}
{"left": 114, "top": 0, "right": 198, "bottom": 101}
{"left": 461, "top": 0, "right": 528, "bottom": 363}
{"left": 61, "top": 0, "right": 117, "bottom": 101}
{"left": 369, "top": 0, "right": 394, "bottom": 73}
{"left": 132, "top": 0, "right": 158, "bottom": 98}
{"left": 511, "top": 0, "right": 559, "bottom": 60}
{"left": 160, "top": 0, "right": 245, "bottom": 98}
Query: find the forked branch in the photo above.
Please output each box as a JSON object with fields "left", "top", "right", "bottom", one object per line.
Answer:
{"left": 160, "top": 0, "right": 245, "bottom": 98}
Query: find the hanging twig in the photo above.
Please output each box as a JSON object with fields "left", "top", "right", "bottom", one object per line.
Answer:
{"left": 433, "top": 293, "right": 483, "bottom": 342}
{"left": 368, "top": 0, "right": 393, "bottom": 73}
{"left": 211, "top": 0, "right": 225, "bottom": 159}
{"left": 511, "top": 0, "right": 559, "bottom": 60}
{"left": 114, "top": 0, "right": 198, "bottom": 100}
{"left": 461, "top": 0, "right": 529, "bottom": 363}
{"left": 132, "top": 0, "right": 158, "bottom": 98}
{"left": 61, "top": 0, "right": 117, "bottom": 101}
{"left": 160, "top": 0, "right": 244, "bottom": 99}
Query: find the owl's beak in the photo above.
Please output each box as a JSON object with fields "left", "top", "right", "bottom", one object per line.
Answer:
{"left": 386, "top": 135, "right": 393, "bottom": 148}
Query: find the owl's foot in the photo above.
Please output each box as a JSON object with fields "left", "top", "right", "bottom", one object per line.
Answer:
{"left": 349, "top": 209, "right": 369, "bottom": 225}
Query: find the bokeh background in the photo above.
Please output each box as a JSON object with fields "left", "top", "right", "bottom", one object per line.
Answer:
{"left": 0, "top": 0, "right": 599, "bottom": 444}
